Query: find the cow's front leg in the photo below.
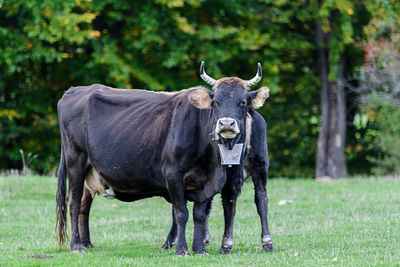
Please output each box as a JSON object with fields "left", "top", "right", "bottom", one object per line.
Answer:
{"left": 251, "top": 165, "right": 273, "bottom": 252}
{"left": 171, "top": 202, "right": 189, "bottom": 256}
{"left": 163, "top": 199, "right": 211, "bottom": 250}
{"left": 219, "top": 166, "right": 242, "bottom": 254}
{"left": 162, "top": 207, "right": 177, "bottom": 249}
{"left": 202, "top": 200, "right": 212, "bottom": 246}
{"left": 192, "top": 201, "right": 209, "bottom": 254}
{"left": 219, "top": 190, "right": 237, "bottom": 254}
{"left": 165, "top": 171, "right": 189, "bottom": 256}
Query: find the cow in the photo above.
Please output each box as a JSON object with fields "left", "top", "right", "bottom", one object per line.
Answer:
{"left": 162, "top": 88, "right": 273, "bottom": 254}
{"left": 56, "top": 62, "right": 270, "bottom": 256}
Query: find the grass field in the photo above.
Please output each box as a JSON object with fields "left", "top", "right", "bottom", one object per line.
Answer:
{"left": 0, "top": 176, "right": 399, "bottom": 266}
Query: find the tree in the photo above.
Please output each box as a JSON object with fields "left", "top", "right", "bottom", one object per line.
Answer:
{"left": 314, "top": 1, "right": 351, "bottom": 179}
{"left": 265, "top": 0, "right": 369, "bottom": 179}
{"left": 0, "top": 0, "right": 99, "bottom": 172}
{"left": 310, "top": 0, "right": 373, "bottom": 179}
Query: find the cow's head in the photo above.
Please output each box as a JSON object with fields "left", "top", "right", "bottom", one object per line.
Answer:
{"left": 189, "top": 61, "right": 270, "bottom": 148}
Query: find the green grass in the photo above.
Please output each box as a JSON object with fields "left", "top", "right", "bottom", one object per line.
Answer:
{"left": 0, "top": 176, "right": 399, "bottom": 266}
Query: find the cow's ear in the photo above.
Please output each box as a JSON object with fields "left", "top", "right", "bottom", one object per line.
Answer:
{"left": 189, "top": 89, "right": 213, "bottom": 109}
{"left": 249, "top": 87, "right": 270, "bottom": 109}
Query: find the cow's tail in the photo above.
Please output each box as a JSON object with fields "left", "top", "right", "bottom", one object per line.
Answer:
{"left": 56, "top": 146, "right": 68, "bottom": 247}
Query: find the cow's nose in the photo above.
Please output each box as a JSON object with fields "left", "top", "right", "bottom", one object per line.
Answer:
{"left": 216, "top": 118, "right": 240, "bottom": 134}
{"left": 216, "top": 117, "right": 240, "bottom": 138}
{"left": 219, "top": 118, "right": 236, "bottom": 129}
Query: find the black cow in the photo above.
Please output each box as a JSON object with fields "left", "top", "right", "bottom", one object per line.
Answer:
{"left": 162, "top": 65, "right": 273, "bottom": 253}
{"left": 56, "top": 62, "right": 270, "bottom": 255}
{"left": 162, "top": 109, "right": 274, "bottom": 254}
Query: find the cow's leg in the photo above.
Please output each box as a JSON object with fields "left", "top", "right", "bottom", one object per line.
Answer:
{"left": 219, "top": 166, "right": 243, "bottom": 254}
{"left": 170, "top": 199, "right": 189, "bottom": 256}
{"left": 247, "top": 110, "right": 273, "bottom": 251}
{"left": 162, "top": 207, "right": 177, "bottom": 249}
{"left": 192, "top": 201, "right": 209, "bottom": 254}
{"left": 163, "top": 199, "right": 211, "bottom": 250}
{"left": 67, "top": 152, "right": 87, "bottom": 253}
{"left": 219, "top": 187, "right": 237, "bottom": 254}
{"left": 202, "top": 200, "right": 212, "bottom": 246}
{"left": 165, "top": 170, "right": 189, "bottom": 256}
{"left": 250, "top": 164, "right": 273, "bottom": 252}
{"left": 79, "top": 187, "right": 94, "bottom": 249}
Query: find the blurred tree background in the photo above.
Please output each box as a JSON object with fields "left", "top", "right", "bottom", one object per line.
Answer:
{"left": 0, "top": 0, "right": 399, "bottom": 177}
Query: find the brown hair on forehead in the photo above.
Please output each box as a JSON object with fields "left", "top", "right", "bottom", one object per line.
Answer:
{"left": 212, "top": 77, "right": 250, "bottom": 91}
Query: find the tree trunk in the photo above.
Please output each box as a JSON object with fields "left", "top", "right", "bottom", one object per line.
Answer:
{"left": 326, "top": 57, "right": 347, "bottom": 178}
{"left": 315, "top": 20, "right": 348, "bottom": 179}
{"left": 315, "top": 20, "right": 330, "bottom": 178}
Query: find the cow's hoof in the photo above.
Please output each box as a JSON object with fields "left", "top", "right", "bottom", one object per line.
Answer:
{"left": 263, "top": 242, "right": 274, "bottom": 252}
{"left": 71, "top": 244, "right": 85, "bottom": 253}
{"left": 193, "top": 247, "right": 208, "bottom": 255}
{"left": 83, "top": 242, "right": 94, "bottom": 249}
{"left": 175, "top": 247, "right": 190, "bottom": 256}
{"left": 219, "top": 246, "right": 232, "bottom": 254}
{"left": 161, "top": 241, "right": 175, "bottom": 250}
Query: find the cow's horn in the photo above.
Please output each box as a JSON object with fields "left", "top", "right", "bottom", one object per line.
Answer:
{"left": 246, "top": 62, "right": 262, "bottom": 87}
{"left": 200, "top": 61, "right": 216, "bottom": 86}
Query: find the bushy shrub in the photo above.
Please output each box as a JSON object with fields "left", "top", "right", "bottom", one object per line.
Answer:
{"left": 361, "top": 102, "right": 400, "bottom": 175}
{"left": 355, "top": 35, "right": 400, "bottom": 175}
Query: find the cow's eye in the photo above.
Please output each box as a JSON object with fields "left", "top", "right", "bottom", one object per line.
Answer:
{"left": 212, "top": 100, "right": 219, "bottom": 107}
{"left": 240, "top": 99, "right": 247, "bottom": 107}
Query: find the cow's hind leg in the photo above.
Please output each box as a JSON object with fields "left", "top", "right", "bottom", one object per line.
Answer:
{"left": 192, "top": 201, "right": 208, "bottom": 254}
{"left": 67, "top": 152, "right": 88, "bottom": 253}
{"left": 79, "top": 187, "right": 94, "bottom": 249}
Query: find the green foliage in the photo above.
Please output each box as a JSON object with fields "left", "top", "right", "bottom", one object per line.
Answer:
{"left": 1, "top": 176, "right": 400, "bottom": 265}
{"left": 345, "top": 0, "right": 400, "bottom": 176}
{"left": 355, "top": 100, "right": 400, "bottom": 176}
{"left": 0, "top": 0, "right": 99, "bottom": 172}
{"left": 354, "top": 5, "right": 400, "bottom": 175}
{"left": 369, "top": 105, "right": 400, "bottom": 175}
{"left": 0, "top": 0, "right": 398, "bottom": 176}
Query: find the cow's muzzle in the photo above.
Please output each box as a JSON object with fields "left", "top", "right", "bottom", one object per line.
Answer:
{"left": 215, "top": 117, "right": 240, "bottom": 139}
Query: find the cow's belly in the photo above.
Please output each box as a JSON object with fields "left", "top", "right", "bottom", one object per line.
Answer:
{"left": 85, "top": 163, "right": 212, "bottom": 201}
{"left": 84, "top": 166, "right": 167, "bottom": 199}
